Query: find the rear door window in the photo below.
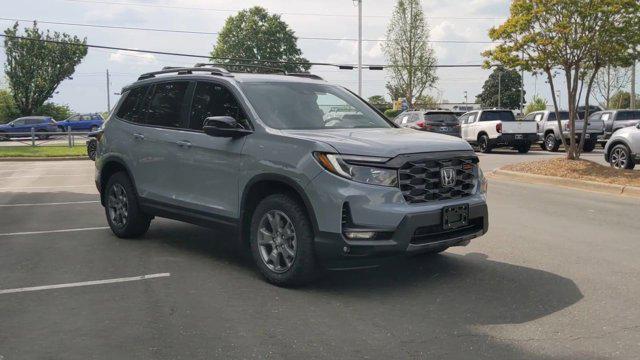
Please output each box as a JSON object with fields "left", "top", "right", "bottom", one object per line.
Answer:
{"left": 116, "top": 85, "right": 151, "bottom": 124}
{"left": 146, "top": 82, "right": 190, "bottom": 128}
{"left": 188, "top": 81, "right": 249, "bottom": 131}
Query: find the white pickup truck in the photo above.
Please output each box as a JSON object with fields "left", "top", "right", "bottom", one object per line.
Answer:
{"left": 460, "top": 109, "right": 538, "bottom": 153}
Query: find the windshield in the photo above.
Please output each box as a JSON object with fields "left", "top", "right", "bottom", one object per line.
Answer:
{"left": 480, "top": 111, "right": 516, "bottom": 121}
{"left": 240, "top": 82, "right": 393, "bottom": 130}
{"left": 424, "top": 113, "right": 459, "bottom": 123}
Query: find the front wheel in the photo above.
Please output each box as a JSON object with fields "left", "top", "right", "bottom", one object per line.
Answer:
{"left": 87, "top": 139, "right": 97, "bottom": 160}
{"left": 104, "top": 172, "right": 151, "bottom": 238}
{"left": 609, "top": 144, "right": 636, "bottom": 170}
{"left": 0, "top": 132, "right": 8, "bottom": 141}
{"left": 90, "top": 125, "right": 98, "bottom": 132}
{"left": 250, "top": 194, "right": 319, "bottom": 286}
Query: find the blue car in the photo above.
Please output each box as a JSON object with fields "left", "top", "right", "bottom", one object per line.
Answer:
{"left": 57, "top": 113, "right": 105, "bottom": 132}
{"left": 0, "top": 116, "right": 59, "bottom": 140}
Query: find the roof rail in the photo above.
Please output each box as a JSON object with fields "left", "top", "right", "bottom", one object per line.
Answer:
{"left": 137, "top": 67, "right": 233, "bottom": 80}
{"left": 285, "top": 72, "right": 324, "bottom": 80}
{"left": 195, "top": 63, "right": 286, "bottom": 74}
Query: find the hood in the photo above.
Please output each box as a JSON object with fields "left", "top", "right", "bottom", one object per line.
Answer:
{"left": 281, "top": 128, "right": 473, "bottom": 158}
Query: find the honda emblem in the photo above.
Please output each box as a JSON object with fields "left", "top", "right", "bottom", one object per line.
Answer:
{"left": 441, "top": 167, "right": 456, "bottom": 187}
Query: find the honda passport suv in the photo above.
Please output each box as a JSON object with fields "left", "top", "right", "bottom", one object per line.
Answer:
{"left": 95, "top": 65, "right": 489, "bottom": 286}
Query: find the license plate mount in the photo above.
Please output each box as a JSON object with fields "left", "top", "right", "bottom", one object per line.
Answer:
{"left": 585, "top": 134, "right": 591, "bottom": 139}
{"left": 442, "top": 204, "right": 469, "bottom": 230}
{"left": 515, "top": 134, "right": 523, "bottom": 140}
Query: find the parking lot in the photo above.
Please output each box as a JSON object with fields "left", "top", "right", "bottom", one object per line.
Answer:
{"left": 0, "top": 153, "right": 639, "bottom": 359}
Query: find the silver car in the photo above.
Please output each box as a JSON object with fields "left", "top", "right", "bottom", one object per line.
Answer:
{"left": 604, "top": 123, "right": 640, "bottom": 170}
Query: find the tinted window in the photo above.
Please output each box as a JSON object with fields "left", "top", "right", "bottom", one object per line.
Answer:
{"left": 26, "top": 118, "right": 45, "bottom": 125}
{"left": 146, "top": 82, "right": 189, "bottom": 128}
{"left": 189, "top": 82, "right": 248, "bottom": 131}
{"left": 240, "top": 82, "right": 392, "bottom": 130}
{"left": 424, "top": 112, "right": 458, "bottom": 123}
{"left": 548, "top": 111, "right": 570, "bottom": 121}
{"left": 116, "top": 86, "right": 150, "bottom": 123}
{"left": 616, "top": 111, "right": 640, "bottom": 121}
{"left": 480, "top": 111, "right": 516, "bottom": 122}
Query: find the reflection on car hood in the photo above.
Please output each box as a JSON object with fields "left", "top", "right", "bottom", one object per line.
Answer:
{"left": 281, "top": 128, "right": 473, "bottom": 158}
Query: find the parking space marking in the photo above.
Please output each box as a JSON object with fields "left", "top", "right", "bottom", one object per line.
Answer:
{"left": 0, "top": 200, "right": 100, "bottom": 207}
{"left": 0, "top": 226, "right": 109, "bottom": 237}
{"left": 0, "top": 273, "right": 171, "bottom": 295}
{"left": 0, "top": 185, "right": 95, "bottom": 190}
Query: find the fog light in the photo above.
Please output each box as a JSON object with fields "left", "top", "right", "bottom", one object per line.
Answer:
{"left": 344, "top": 231, "right": 376, "bottom": 240}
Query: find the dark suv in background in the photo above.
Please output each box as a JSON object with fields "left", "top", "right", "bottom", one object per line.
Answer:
{"left": 95, "top": 65, "right": 488, "bottom": 286}
{"left": 394, "top": 110, "right": 461, "bottom": 137}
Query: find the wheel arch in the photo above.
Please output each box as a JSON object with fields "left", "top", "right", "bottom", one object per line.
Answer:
{"left": 240, "top": 174, "right": 319, "bottom": 245}
{"left": 99, "top": 156, "right": 137, "bottom": 206}
{"left": 476, "top": 131, "right": 488, "bottom": 141}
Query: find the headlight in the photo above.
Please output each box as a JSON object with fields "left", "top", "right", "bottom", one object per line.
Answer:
{"left": 314, "top": 152, "right": 398, "bottom": 187}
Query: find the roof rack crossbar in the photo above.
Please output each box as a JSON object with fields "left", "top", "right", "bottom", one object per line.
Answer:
{"left": 137, "top": 67, "right": 233, "bottom": 80}
{"left": 196, "top": 63, "right": 286, "bottom": 74}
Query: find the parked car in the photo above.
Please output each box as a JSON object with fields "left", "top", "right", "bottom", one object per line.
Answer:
{"left": 393, "top": 110, "right": 461, "bottom": 137}
{"left": 604, "top": 123, "right": 640, "bottom": 170}
{"left": 95, "top": 66, "right": 489, "bottom": 286}
{"left": 57, "top": 113, "right": 105, "bottom": 132}
{"left": 0, "top": 116, "right": 58, "bottom": 140}
{"left": 459, "top": 109, "right": 538, "bottom": 153}
{"left": 594, "top": 110, "right": 640, "bottom": 146}
{"left": 529, "top": 110, "right": 604, "bottom": 152}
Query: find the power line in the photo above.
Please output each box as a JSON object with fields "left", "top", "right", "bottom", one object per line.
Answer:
{"left": 63, "top": 0, "right": 506, "bottom": 20}
{"left": 0, "top": 18, "right": 496, "bottom": 44}
{"left": 0, "top": 34, "right": 490, "bottom": 69}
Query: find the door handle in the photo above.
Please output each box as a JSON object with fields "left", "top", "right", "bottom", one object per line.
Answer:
{"left": 176, "top": 140, "right": 192, "bottom": 148}
{"left": 133, "top": 133, "right": 145, "bottom": 140}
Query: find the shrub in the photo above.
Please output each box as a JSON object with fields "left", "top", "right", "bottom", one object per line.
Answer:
{"left": 384, "top": 109, "right": 402, "bottom": 119}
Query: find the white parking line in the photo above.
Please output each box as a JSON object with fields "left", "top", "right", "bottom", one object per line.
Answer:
{"left": 0, "top": 226, "right": 109, "bottom": 237}
{"left": 0, "top": 200, "right": 100, "bottom": 207}
{"left": 0, "top": 185, "right": 94, "bottom": 190}
{"left": 0, "top": 273, "right": 171, "bottom": 295}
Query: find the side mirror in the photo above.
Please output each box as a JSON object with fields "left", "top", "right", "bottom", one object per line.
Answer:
{"left": 202, "top": 116, "right": 252, "bottom": 138}
{"left": 9, "top": 123, "right": 15, "bottom": 127}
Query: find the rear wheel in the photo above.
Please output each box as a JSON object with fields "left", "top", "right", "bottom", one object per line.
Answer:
{"left": 0, "top": 132, "right": 8, "bottom": 141}
{"left": 582, "top": 139, "right": 597, "bottom": 152}
{"left": 36, "top": 130, "right": 48, "bottom": 140}
{"left": 478, "top": 134, "right": 492, "bottom": 153}
{"left": 249, "top": 193, "right": 319, "bottom": 286}
{"left": 517, "top": 142, "right": 531, "bottom": 153}
{"left": 609, "top": 144, "right": 636, "bottom": 170}
{"left": 87, "top": 139, "right": 97, "bottom": 160}
{"left": 544, "top": 133, "right": 560, "bottom": 152}
{"left": 104, "top": 172, "right": 151, "bottom": 238}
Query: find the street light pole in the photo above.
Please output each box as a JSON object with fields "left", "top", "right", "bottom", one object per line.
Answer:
{"left": 357, "top": 0, "right": 362, "bottom": 96}
{"left": 632, "top": 61, "right": 636, "bottom": 109}
{"left": 498, "top": 71, "right": 502, "bottom": 108}
{"left": 106, "top": 69, "right": 111, "bottom": 113}
{"left": 464, "top": 91, "right": 468, "bottom": 104}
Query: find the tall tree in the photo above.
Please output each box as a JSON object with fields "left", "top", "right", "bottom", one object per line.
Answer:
{"left": 484, "top": 0, "right": 640, "bottom": 159}
{"left": 0, "top": 89, "right": 20, "bottom": 124}
{"left": 476, "top": 67, "right": 525, "bottom": 109}
{"left": 211, "top": 6, "right": 310, "bottom": 73}
{"left": 609, "top": 91, "right": 640, "bottom": 109}
{"left": 3, "top": 22, "right": 87, "bottom": 116}
{"left": 593, "top": 66, "right": 631, "bottom": 108}
{"left": 383, "top": 0, "right": 437, "bottom": 107}
{"left": 367, "top": 95, "right": 388, "bottom": 105}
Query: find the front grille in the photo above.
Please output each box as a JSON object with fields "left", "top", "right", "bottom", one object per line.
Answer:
{"left": 411, "top": 218, "right": 484, "bottom": 245}
{"left": 398, "top": 157, "right": 477, "bottom": 204}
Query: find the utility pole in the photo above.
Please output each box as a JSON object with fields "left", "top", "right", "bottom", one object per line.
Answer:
{"left": 520, "top": 51, "right": 524, "bottom": 114}
{"left": 464, "top": 91, "right": 468, "bottom": 104}
{"left": 357, "top": 0, "right": 363, "bottom": 96}
{"left": 632, "top": 61, "right": 636, "bottom": 109}
{"left": 106, "top": 69, "right": 111, "bottom": 113}
{"left": 498, "top": 71, "right": 502, "bottom": 108}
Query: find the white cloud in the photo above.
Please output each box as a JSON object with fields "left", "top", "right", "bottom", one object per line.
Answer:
{"left": 108, "top": 50, "right": 157, "bottom": 65}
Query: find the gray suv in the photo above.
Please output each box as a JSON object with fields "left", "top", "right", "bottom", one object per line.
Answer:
{"left": 95, "top": 66, "right": 489, "bottom": 286}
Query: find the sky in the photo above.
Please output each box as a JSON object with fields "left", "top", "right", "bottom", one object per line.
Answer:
{"left": 0, "top": 0, "right": 636, "bottom": 114}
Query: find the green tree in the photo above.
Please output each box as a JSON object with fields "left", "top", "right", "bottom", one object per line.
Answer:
{"left": 414, "top": 94, "right": 439, "bottom": 109}
{"left": 525, "top": 95, "right": 548, "bottom": 114}
{"left": 476, "top": 67, "right": 525, "bottom": 109}
{"left": 0, "top": 89, "right": 20, "bottom": 124}
{"left": 34, "top": 102, "right": 72, "bottom": 121}
{"left": 484, "top": 0, "right": 640, "bottom": 159}
{"left": 609, "top": 91, "right": 640, "bottom": 109}
{"left": 383, "top": 0, "right": 437, "bottom": 108}
{"left": 367, "top": 95, "right": 387, "bottom": 105}
{"left": 211, "top": 7, "right": 310, "bottom": 73}
{"left": 3, "top": 22, "right": 87, "bottom": 116}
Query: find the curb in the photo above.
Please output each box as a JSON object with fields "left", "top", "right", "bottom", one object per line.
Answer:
{"left": 489, "top": 169, "right": 640, "bottom": 199}
{"left": 0, "top": 156, "right": 90, "bottom": 162}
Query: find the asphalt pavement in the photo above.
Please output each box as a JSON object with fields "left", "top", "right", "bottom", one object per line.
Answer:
{"left": 0, "top": 156, "right": 638, "bottom": 359}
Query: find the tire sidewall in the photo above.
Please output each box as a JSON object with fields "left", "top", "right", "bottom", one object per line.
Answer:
{"left": 610, "top": 144, "right": 632, "bottom": 169}
{"left": 249, "top": 194, "right": 317, "bottom": 286}
{"left": 104, "top": 172, "right": 149, "bottom": 238}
